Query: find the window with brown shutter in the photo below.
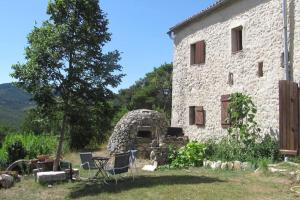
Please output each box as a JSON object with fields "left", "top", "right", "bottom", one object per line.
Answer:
{"left": 189, "top": 106, "right": 195, "bottom": 125}
{"left": 191, "top": 40, "right": 206, "bottom": 65}
{"left": 231, "top": 26, "right": 243, "bottom": 53}
{"left": 195, "top": 106, "right": 205, "bottom": 126}
{"left": 258, "top": 62, "right": 263, "bottom": 77}
{"left": 189, "top": 106, "right": 205, "bottom": 126}
{"left": 221, "top": 94, "right": 231, "bottom": 128}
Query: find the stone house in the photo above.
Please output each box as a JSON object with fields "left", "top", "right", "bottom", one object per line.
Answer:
{"left": 168, "top": 0, "right": 300, "bottom": 142}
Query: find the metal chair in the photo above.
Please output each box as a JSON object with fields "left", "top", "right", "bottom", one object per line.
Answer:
{"left": 79, "top": 152, "right": 97, "bottom": 178}
{"left": 105, "top": 151, "right": 132, "bottom": 184}
{"left": 129, "top": 150, "right": 138, "bottom": 180}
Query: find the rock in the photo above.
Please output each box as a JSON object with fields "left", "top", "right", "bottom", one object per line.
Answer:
{"left": 290, "top": 171, "right": 296, "bottom": 176}
{"left": 142, "top": 164, "right": 157, "bottom": 172}
{"left": 206, "top": 160, "right": 212, "bottom": 168}
{"left": 215, "top": 161, "right": 222, "bottom": 169}
{"left": 37, "top": 171, "right": 66, "bottom": 184}
{"left": 210, "top": 161, "right": 216, "bottom": 169}
{"left": 203, "top": 160, "right": 210, "bottom": 168}
{"left": 269, "top": 167, "right": 286, "bottom": 173}
{"left": 233, "top": 161, "right": 241, "bottom": 170}
{"left": 227, "top": 162, "right": 233, "bottom": 170}
{"left": 0, "top": 174, "right": 14, "bottom": 189}
{"left": 297, "top": 173, "right": 300, "bottom": 182}
{"left": 211, "top": 161, "right": 221, "bottom": 170}
{"left": 242, "top": 162, "right": 251, "bottom": 170}
{"left": 221, "top": 162, "right": 227, "bottom": 170}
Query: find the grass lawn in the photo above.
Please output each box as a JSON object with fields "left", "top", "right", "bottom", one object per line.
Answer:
{"left": 1, "top": 151, "right": 300, "bottom": 200}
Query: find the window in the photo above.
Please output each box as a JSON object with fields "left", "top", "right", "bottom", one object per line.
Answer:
{"left": 258, "top": 62, "right": 263, "bottom": 77}
{"left": 228, "top": 72, "right": 234, "bottom": 85}
{"left": 221, "top": 95, "right": 231, "bottom": 128}
{"left": 231, "top": 26, "right": 243, "bottom": 53}
{"left": 191, "top": 40, "right": 206, "bottom": 65}
{"left": 189, "top": 106, "right": 205, "bottom": 126}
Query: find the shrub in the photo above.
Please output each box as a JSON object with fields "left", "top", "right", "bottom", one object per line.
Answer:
{"left": 205, "top": 135, "right": 280, "bottom": 164}
{"left": 2, "top": 133, "right": 58, "bottom": 159}
{"left": 169, "top": 141, "right": 206, "bottom": 168}
{"left": 7, "top": 141, "right": 27, "bottom": 163}
{"left": 0, "top": 148, "right": 8, "bottom": 169}
{"left": 0, "top": 133, "right": 62, "bottom": 169}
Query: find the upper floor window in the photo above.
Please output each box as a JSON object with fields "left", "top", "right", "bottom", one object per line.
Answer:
{"left": 191, "top": 40, "right": 206, "bottom": 65}
{"left": 231, "top": 26, "right": 243, "bottom": 53}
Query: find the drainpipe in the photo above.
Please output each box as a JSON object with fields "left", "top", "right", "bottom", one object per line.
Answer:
{"left": 283, "top": 0, "right": 290, "bottom": 81}
{"left": 283, "top": 0, "right": 289, "bottom": 162}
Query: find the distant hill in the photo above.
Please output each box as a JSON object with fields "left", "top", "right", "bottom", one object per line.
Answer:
{"left": 0, "top": 83, "right": 34, "bottom": 127}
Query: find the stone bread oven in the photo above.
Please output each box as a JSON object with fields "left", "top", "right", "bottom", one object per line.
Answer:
{"left": 107, "top": 109, "right": 168, "bottom": 158}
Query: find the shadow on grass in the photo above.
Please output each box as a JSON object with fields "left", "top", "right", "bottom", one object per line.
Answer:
{"left": 69, "top": 175, "right": 224, "bottom": 199}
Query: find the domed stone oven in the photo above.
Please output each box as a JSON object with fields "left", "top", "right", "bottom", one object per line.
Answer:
{"left": 107, "top": 109, "right": 168, "bottom": 158}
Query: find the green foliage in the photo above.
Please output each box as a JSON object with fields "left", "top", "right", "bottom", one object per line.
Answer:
{"left": 21, "top": 108, "right": 62, "bottom": 135}
{"left": 258, "top": 159, "right": 271, "bottom": 174}
{"left": 205, "top": 93, "right": 279, "bottom": 165}
{"left": 0, "top": 124, "right": 16, "bottom": 138}
{"left": 0, "top": 148, "right": 8, "bottom": 169}
{"left": 0, "top": 133, "right": 59, "bottom": 169}
{"left": 7, "top": 141, "right": 27, "bottom": 163}
{"left": 11, "top": 0, "right": 123, "bottom": 153}
{"left": 205, "top": 135, "right": 279, "bottom": 164}
{"left": 111, "top": 106, "right": 129, "bottom": 128}
{"left": 0, "top": 83, "right": 33, "bottom": 128}
{"left": 228, "top": 92, "right": 260, "bottom": 146}
{"left": 169, "top": 141, "right": 206, "bottom": 168}
{"left": 115, "top": 63, "right": 172, "bottom": 121}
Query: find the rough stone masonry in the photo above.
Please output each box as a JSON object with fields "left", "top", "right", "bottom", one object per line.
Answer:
{"left": 170, "top": 0, "right": 300, "bottom": 141}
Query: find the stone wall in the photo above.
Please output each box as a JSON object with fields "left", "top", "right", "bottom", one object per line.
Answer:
{"left": 107, "top": 109, "right": 168, "bottom": 156}
{"left": 171, "top": 0, "right": 300, "bottom": 141}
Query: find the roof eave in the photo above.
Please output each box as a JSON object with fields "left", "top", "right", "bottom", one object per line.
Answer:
{"left": 168, "top": 0, "right": 232, "bottom": 34}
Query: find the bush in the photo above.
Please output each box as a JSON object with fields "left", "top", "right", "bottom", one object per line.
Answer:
{"left": 169, "top": 141, "right": 206, "bottom": 168}
{"left": 205, "top": 135, "right": 280, "bottom": 164}
{"left": 0, "top": 133, "right": 61, "bottom": 169}
{"left": 7, "top": 141, "right": 27, "bottom": 163}
{"left": 0, "top": 148, "right": 8, "bottom": 169}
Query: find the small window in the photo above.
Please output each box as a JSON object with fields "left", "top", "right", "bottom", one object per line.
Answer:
{"left": 191, "top": 40, "right": 206, "bottom": 65}
{"left": 228, "top": 72, "right": 234, "bottom": 85}
{"left": 231, "top": 26, "right": 243, "bottom": 53}
{"left": 189, "top": 106, "right": 205, "bottom": 126}
{"left": 258, "top": 62, "right": 263, "bottom": 77}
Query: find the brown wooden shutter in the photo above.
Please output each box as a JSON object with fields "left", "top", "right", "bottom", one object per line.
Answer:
{"left": 195, "top": 106, "right": 205, "bottom": 126}
{"left": 279, "top": 80, "right": 299, "bottom": 155}
{"left": 195, "top": 41, "right": 205, "bottom": 64}
{"left": 189, "top": 106, "right": 195, "bottom": 125}
{"left": 221, "top": 94, "right": 231, "bottom": 128}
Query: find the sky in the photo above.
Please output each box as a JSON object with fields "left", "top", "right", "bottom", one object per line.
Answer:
{"left": 0, "top": 0, "right": 216, "bottom": 92}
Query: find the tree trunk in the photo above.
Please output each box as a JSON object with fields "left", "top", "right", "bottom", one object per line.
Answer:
{"left": 53, "top": 113, "right": 67, "bottom": 171}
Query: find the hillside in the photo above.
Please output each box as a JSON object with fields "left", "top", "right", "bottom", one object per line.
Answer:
{"left": 0, "top": 83, "right": 34, "bottom": 127}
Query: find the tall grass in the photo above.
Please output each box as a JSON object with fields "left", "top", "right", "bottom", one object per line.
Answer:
{"left": 0, "top": 133, "right": 67, "bottom": 169}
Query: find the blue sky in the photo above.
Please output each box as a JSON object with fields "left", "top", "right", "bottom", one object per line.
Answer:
{"left": 0, "top": 0, "right": 215, "bottom": 92}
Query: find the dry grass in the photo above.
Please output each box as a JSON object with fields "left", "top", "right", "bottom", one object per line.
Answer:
{"left": 1, "top": 149, "right": 300, "bottom": 200}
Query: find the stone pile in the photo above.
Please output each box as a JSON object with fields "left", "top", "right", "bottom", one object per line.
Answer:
{"left": 203, "top": 160, "right": 252, "bottom": 171}
{"left": 107, "top": 109, "right": 168, "bottom": 155}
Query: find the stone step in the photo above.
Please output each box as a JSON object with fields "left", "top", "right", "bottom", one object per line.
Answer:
{"left": 37, "top": 171, "right": 66, "bottom": 184}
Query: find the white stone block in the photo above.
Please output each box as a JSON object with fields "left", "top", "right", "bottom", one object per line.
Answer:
{"left": 37, "top": 171, "right": 66, "bottom": 184}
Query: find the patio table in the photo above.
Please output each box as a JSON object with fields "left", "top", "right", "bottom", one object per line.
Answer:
{"left": 91, "top": 156, "right": 110, "bottom": 181}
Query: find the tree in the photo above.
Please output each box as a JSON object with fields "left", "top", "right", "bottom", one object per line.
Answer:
{"left": 11, "top": 0, "right": 123, "bottom": 170}
{"left": 115, "top": 63, "right": 172, "bottom": 120}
